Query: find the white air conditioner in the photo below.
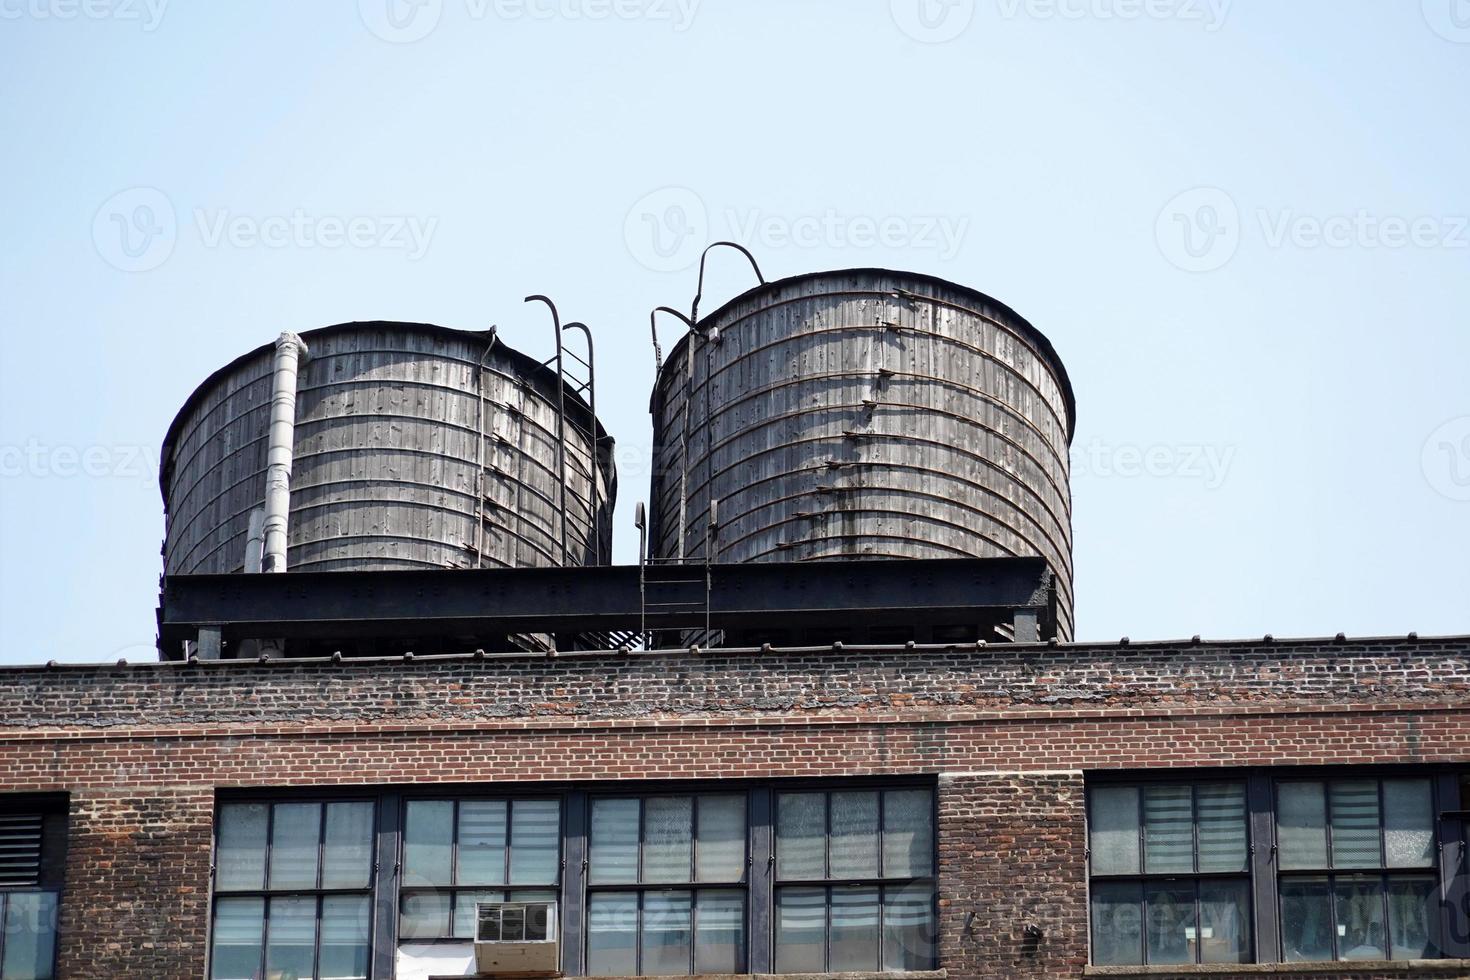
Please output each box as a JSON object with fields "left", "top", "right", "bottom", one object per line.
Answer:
{"left": 473, "top": 901, "right": 560, "bottom": 977}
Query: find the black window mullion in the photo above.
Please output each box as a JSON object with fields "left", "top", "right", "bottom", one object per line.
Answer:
{"left": 748, "top": 787, "right": 773, "bottom": 974}
{"left": 311, "top": 894, "right": 323, "bottom": 980}
{"left": 563, "top": 790, "right": 587, "bottom": 976}
{"left": 370, "top": 792, "right": 399, "bottom": 980}
{"left": 1248, "top": 772, "right": 1277, "bottom": 964}
{"left": 1435, "top": 773, "right": 1464, "bottom": 958}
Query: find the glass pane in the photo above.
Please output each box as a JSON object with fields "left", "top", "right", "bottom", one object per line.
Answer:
{"left": 830, "top": 886, "right": 880, "bottom": 972}
{"left": 830, "top": 791, "right": 880, "bottom": 879}
{"left": 1335, "top": 876, "right": 1387, "bottom": 960}
{"left": 1198, "top": 879, "right": 1251, "bottom": 964}
{"left": 1089, "top": 786, "right": 1141, "bottom": 875}
{"left": 883, "top": 883, "right": 935, "bottom": 971}
{"left": 1278, "top": 782, "right": 1328, "bottom": 870}
{"left": 509, "top": 800, "right": 560, "bottom": 885}
{"left": 696, "top": 795, "right": 746, "bottom": 882}
{"left": 776, "top": 887, "right": 827, "bottom": 973}
{"left": 320, "top": 894, "right": 371, "bottom": 980}
{"left": 1331, "top": 781, "right": 1383, "bottom": 870}
{"left": 403, "top": 801, "right": 453, "bottom": 887}
{"left": 210, "top": 897, "right": 265, "bottom": 980}
{"left": 265, "top": 896, "right": 317, "bottom": 978}
{"left": 1385, "top": 780, "right": 1434, "bottom": 869}
{"left": 1197, "top": 783, "right": 1249, "bottom": 873}
{"left": 776, "top": 793, "right": 826, "bottom": 880}
{"left": 694, "top": 890, "right": 746, "bottom": 974}
{"left": 1387, "top": 875, "right": 1438, "bottom": 959}
{"left": 1, "top": 892, "right": 58, "bottom": 980}
{"left": 641, "top": 891, "right": 693, "bottom": 976}
{"left": 452, "top": 890, "right": 506, "bottom": 940}
{"left": 216, "top": 803, "right": 268, "bottom": 891}
{"left": 587, "top": 893, "right": 638, "bottom": 977}
{"left": 1090, "top": 881, "right": 1143, "bottom": 965}
{"left": 883, "top": 789, "right": 934, "bottom": 878}
{"left": 400, "top": 891, "right": 451, "bottom": 939}
{"left": 589, "top": 799, "right": 640, "bottom": 885}
{"left": 1143, "top": 785, "right": 1195, "bottom": 874}
{"left": 1144, "top": 884, "right": 1196, "bottom": 965}
{"left": 269, "top": 803, "right": 322, "bottom": 891}
{"left": 643, "top": 797, "right": 694, "bottom": 883}
{"left": 458, "top": 800, "right": 509, "bottom": 885}
{"left": 322, "top": 802, "right": 375, "bottom": 890}
{"left": 1280, "top": 877, "right": 1333, "bottom": 962}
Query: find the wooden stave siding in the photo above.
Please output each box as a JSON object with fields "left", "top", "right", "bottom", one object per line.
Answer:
{"left": 650, "top": 271, "right": 1075, "bottom": 639}
{"left": 163, "top": 326, "right": 613, "bottom": 575}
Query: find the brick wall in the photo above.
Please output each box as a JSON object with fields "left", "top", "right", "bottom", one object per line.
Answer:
{"left": 0, "top": 635, "right": 1467, "bottom": 978}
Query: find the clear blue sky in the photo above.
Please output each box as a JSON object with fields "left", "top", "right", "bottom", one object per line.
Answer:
{"left": 1, "top": 0, "right": 1467, "bottom": 664}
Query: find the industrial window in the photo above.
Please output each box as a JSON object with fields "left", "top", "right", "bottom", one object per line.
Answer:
{"left": 1087, "top": 781, "right": 1252, "bottom": 966}
{"left": 209, "top": 800, "right": 376, "bottom": 980}
{"left": 585, "top": 793, "right": 748, "bottom": 976}
{"left": 399, "top": 798, "right": 561, "bottom": 941}
{"left": 773, "top": 788, "right": 937, "bottom": 974}
{"left": 1275, "top": 778, "right": 1439, "bottom": 962}
{"left": 0, "top": 802, "right": 65, "bottom": 980}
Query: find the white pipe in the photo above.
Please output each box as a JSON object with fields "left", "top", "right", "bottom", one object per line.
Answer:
{"left": 262, "top": 332, "right": 308, "bottom": 573}
{"left": 243, "top": 507, "right": 266, "bottom": 573}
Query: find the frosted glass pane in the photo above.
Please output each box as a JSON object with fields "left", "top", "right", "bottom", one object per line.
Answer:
{"left": 589, "top": 799, "right": 640, "bottom": 884}
{"left": 1335, "top": 876, "right": 1386, "bottom": 959}
{"left": 1, "top": 892, "right": 58, "bottom": 980}
{"left": 776, "top": 794, "right": 825, "bottom": 880}
{"left": 269, "top": 803, "right": 321, "bottom": 890}
{"left": 322, "top": 802, "right": 374, "bottom": 889}
{"left": 882, "top": 883, "right": 935, "bottom": 971}
{"left": 694, "top": 890, "right": 745, "bottom": 974}
{"left": 319, "top": 895, "right": 370, "bottom": 980}
{"left": 509, "top": 800, "right": 560, "bottom": 885}
{"left": 775, "top": 887, "right": 826, "bottom": 973}
{"left": 403, "top": 801, "right": 453, "bottom": 887}
{"left": 829, "top": 792, "right": 880, "bottom": 879}
{"left": 1387, "top": 875, "right": 1438, "bottom": 959}
{"left": 1277, "top": 782, "right": 1328, "bottom": 870}
{"left": 1330, "top": 781, "right": 1382, "bottom": 869}
{"left": 400, "top": 891, "right": 450, "bottom": 939}
{"left": 696, "top": 795, "right": 746, "bottom": 882}
{"left": 641, "top": 891, "right": 693, "bottom": 976}
{"left": 588, "top": 893, "right": 638, "bottom": 976}
{"left": 1089, "top": 786, "right": 1140, "bottom": 875}
{"left": 458, "top": 800, "right": 508, "bottom": 885}
{"left": 643, "top": 797, "right": 693, "bottom": 883}
{"left": 210, "top": 897, "right": 264, "bottom": 980}
{"left": 1143, "top": 786, "right": 1194, "bottom": 874}
{"left": 1199, "top": 879, "right": 1251, "bottom": 964}
{"left": 1280, "top": 877, "right": 1332, "bottom": 962}
{"left": 216, "top": 804, "right": 268, "bottom": 891}
{"left": 1197, "top": 783, "right": 1249, "bottom": 873}
{"left": 830, "top": 886, "right": 880, "bottom": 972}
{"left": 1144, "top": 883, "right": 1195, "bottom": 965}
{"left": 1384, "top": 780, "right": 1434, "bottom": 869}
{"left": 265, "top": 896, "right": 316, "bottom": 978}
{"left": 1090, "top": 881, "right": 1142, "bottom": 965}
{"left": 883, "top": 790, "right": 933, "bottom": 878}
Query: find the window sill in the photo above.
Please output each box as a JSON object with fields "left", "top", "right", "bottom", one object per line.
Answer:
{"left": 1085, "top": 962, "right": 1470, "bottom": 976}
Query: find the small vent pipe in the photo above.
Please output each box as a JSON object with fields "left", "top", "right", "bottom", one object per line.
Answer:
{"left": 262, "top": 332, "right": 308, "bottom": 574}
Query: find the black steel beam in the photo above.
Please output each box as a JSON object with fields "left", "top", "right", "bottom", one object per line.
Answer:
{"left": 158, "top": 557, "right": 1053, "bottom": 656}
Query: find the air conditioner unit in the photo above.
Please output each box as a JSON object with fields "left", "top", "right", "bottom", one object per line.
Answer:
{"left": 473, "top": 901, "right": 560, "bottom": 977}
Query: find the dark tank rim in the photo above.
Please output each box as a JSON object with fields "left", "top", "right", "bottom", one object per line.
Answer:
{"left": 159, "top": 320, "right": 612, "bottom": 505}
{"left": 659, "top": 267, "right": 1077, "bottom": 443}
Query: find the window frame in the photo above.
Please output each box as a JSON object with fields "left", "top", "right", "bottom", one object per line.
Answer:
{"left": 208, "top": 794, "right": 380, "bottom": 980}
{"left": 0, "top": 794, "right": 67, "bottom": 980}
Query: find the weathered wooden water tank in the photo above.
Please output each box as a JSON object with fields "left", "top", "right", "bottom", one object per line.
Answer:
{"left": 161, "top": 322, "right": 615, "bottom": 576}
{"left": 650, "top": 269, "right": 1075, "bottom": 639}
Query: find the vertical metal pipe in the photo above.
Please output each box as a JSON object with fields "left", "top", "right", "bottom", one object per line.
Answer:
{"left": 261, "top": 332, "right": 307, "bottom": 574}
{"left": 525, "top": 296, "right": 568, "bottom": 565}
{"left": 243, "top": 508, "right": 266, "bottom": 574}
